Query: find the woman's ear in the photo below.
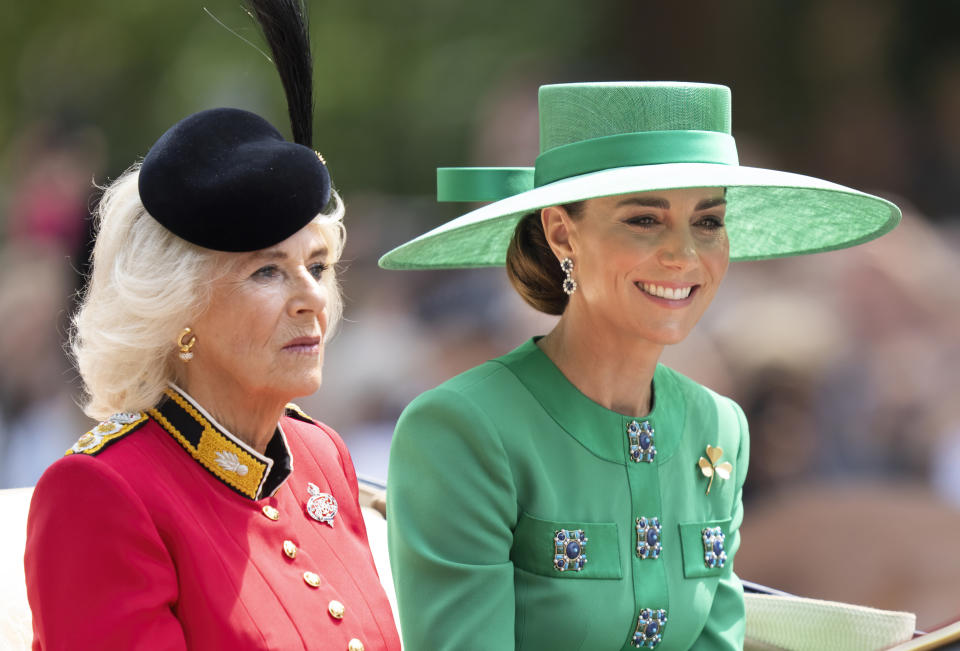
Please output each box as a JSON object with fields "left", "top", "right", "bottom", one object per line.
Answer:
{"left": 541, "top": 205, "right": 575, "bottom": 262}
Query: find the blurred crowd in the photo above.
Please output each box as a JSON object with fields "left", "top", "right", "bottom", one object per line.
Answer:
{"left": 0, "top": 121, "right": 103, "bottom": 487}
{"left": 1, "top": 0, "right": 958, "bottom": 632}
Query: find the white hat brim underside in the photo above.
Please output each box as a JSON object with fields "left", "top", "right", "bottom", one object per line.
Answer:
{"left": 379, "top": 163, "right": 901, "bottom": 269}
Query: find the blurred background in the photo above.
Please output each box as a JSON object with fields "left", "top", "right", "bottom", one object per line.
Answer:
{"left": 1, "top": 0, "right": 958, "bottom": 631}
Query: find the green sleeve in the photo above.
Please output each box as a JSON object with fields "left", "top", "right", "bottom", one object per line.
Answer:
{"left": 387, "top": 387, "right": 518, "bottom": 650}
{"left": 694, "top": 399, "right": 750, "bottom": 649}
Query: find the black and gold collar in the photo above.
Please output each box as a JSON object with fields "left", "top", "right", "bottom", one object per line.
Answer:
{"left": 148, "top": 385, "right": 294, "bottom": 500}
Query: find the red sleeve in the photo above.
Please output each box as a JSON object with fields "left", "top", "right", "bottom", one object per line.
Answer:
{"left": 25, "top": 455, "right": 187, "bottom": 651}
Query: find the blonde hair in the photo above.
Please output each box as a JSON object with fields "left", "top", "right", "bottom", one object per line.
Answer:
{"left": 71, "top": 163, "right": 346, "bottom": 420}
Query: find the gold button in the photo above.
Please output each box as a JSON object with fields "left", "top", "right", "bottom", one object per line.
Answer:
{"left": 262, "top": 505, "right": 280, "bottom": 521}
{"left": 303, "top": 571, "right": 321, "bottom": 588}
{"left": 77, "top": 433, "right": 96, "bottom": 447}
{"left": 328, "top": 600, "right": 345, "bottom": 619}
{"left": 347, "top": 639, "right": 364, "bottom": 651}
{"left": 283, "top": 540, "right": 298, "bottom": 559}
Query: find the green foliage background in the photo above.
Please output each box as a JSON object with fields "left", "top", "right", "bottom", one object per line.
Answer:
{"left": 0, "top": 0, "right": 611, "bottom": 197}
{"left": 1, "top": 1, "right": 958, "bottom": 221}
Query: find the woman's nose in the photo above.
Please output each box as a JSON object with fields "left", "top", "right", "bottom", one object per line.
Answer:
{"left": 288, "top": 268, "right": 328, "bottom": 317}
{"left": 657, "top": 228, "right": 698, "bottom": 270}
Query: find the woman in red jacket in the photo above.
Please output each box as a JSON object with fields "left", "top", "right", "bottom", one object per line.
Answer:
{"left": 23, "top": 2, "right": 400, "bottom": 649}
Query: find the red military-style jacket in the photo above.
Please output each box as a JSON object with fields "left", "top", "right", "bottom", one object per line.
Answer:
{"left": 25, "top": 385, "right": 401, "bottom": 651}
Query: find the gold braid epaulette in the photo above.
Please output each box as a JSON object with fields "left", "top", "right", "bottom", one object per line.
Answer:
{"left": 67, "top": 412, "right": 150, "bottom": 456}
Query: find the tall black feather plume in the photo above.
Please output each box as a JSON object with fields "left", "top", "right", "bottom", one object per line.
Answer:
{"left": 244, "top": 0, "right": 315, "bottom": 148}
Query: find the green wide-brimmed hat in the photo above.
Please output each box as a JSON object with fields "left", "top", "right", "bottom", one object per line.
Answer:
{"left": 379, "top": 82, "right": 900, "bottom": 270}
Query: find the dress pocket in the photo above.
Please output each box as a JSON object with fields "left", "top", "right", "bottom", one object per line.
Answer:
{"left": 511, "top": 511, "right": 622, "bottom": 580}
{"left": 678, "top": 518, "right": 733, "bottom": 579}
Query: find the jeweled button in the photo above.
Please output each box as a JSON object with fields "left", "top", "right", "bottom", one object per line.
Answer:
{"left": 347, "top": 639, "right": 364, "bottom": 651}
{"left": 262, "top": 505, "right": 280, "bottom": 521}
{"left": 328, "top": 600, "right": 345, "bottom": 619}
{"left": 566, "top": 541, "right": 581, "bottom": 559}
{"left": 283, "top": 540, "right": 298, "bottom": 559}
{"left": 303, "top": 571, "right": 321, "bottom": 588}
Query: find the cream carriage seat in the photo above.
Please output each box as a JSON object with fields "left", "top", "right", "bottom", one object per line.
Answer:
{"left": 0, "top": 487, "right": 33, "bottom": 651}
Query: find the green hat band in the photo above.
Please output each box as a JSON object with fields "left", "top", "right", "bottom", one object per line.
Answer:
{"left": 437, "top": 167, "right": 535, "bottom": 203}
{"left": 536, "top": 130, "right": 738, "bottom": 186}
{"left": 438, "top": 129, "right": 738, "bottom": 203}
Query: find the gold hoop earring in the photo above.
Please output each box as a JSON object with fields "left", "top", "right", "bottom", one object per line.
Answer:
{"left": 177, "top": 327, "right": 196, "bottom": 362}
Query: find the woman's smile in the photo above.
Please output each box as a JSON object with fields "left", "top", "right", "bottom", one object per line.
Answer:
{"left": 635, "top": 281, "right": 700, "bottom": 307}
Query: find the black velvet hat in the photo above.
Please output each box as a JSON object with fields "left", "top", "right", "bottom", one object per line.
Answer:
{"left": 138, "top": 0, "right": 329, "bottom": 252}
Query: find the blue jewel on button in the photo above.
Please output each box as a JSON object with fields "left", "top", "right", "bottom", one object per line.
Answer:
{"left": 553, "top": 529, "right": 587, "bottom": 572}
{"left": 636, "top": 517, "right": 662, "bottom": 559}
{"left": 701, "top": 527, "right": 727, "bottom": 569}
{"left": 632, "top": 608, "right": 667, "bottom": 648}
{"left": 626, "top": 420, "right": 656, "bottom": 463}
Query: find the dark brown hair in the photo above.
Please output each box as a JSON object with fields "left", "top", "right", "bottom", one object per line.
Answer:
{"left": 505, "top": 202, "right": 584, "bottom": 315}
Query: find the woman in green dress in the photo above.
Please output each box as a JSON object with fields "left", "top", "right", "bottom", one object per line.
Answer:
{"left": 379, "top": 82, "right": 900, "bottom": 650}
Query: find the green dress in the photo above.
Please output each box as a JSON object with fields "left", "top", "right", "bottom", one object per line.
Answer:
{"left": 388, "top": 339, "right": 749, "bottom": 650}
